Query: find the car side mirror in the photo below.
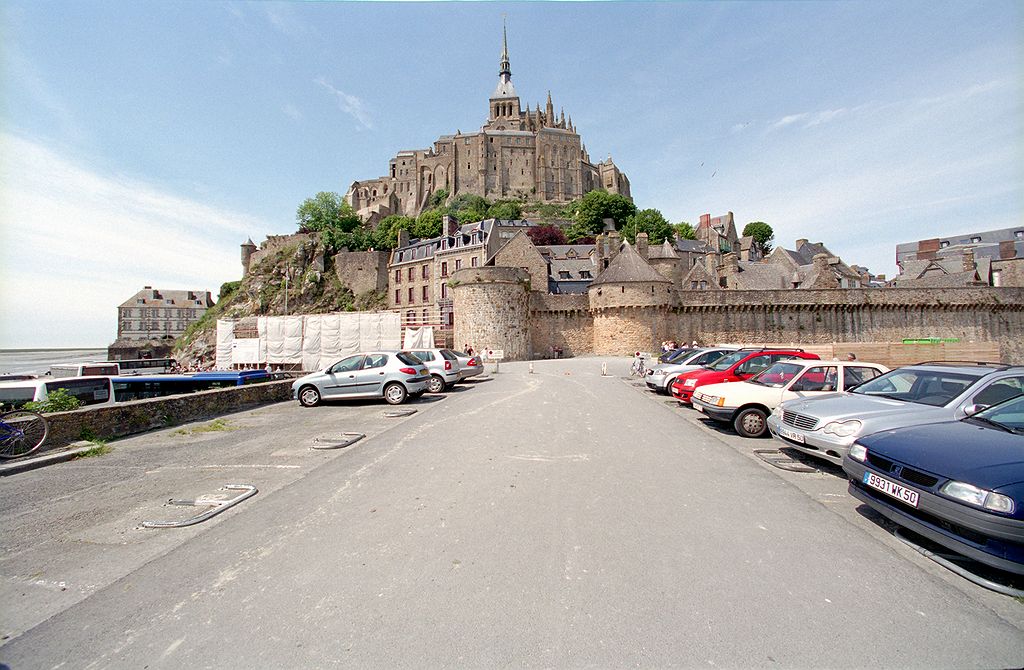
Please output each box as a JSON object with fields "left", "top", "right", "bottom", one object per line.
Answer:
{"left": 964, "top": 404, "right": 987, "bottom": 416}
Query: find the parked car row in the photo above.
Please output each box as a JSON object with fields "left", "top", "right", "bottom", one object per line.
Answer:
{"left": 650, "top": 354, "right": 1024, "bottom": 576}
{"left": 291, "top": 349, "right": 483, "bottom": 407}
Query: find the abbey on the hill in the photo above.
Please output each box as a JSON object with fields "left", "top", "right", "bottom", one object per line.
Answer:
{"left": 345, "top": 26, "right": 631, "bottom": 221}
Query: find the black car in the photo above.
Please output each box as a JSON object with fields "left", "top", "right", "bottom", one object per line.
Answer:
{"left": 843, "top": 394, "right": 1024, "bottom": 575}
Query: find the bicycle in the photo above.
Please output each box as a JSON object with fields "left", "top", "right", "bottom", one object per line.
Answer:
{"left": 0, "top": 409, "right": 50, "bottom": 459}
{"left": 630, "top": 353, "right": 648, "bottom": 377}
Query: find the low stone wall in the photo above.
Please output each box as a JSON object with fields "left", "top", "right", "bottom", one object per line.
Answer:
{"left": 41, "top": 380, "right": 293, "bottom": 453}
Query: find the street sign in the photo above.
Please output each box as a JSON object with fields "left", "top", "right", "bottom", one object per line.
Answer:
{"left": 484, "top": 349, "right": 505, "bottom": 360}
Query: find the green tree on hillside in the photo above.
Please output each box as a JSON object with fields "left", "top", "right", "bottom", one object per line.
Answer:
{"left": 372, "top": 215, "right": 415, "bottom": 249}
{"left": 742, "top": 221, "right": 775, "bottom": 254}
{"left": 447, "top": 194, "right": 489, "bottom": 223}
{"left": 486, "top": 199, "right": 523, "bottom": 220}
{"left": 570, "top": 190, "right": 638, "bottom": 238}
{"left": 674, "top": 221, "right": 696, "bottom": 240}
{"left": 622, "top": 208, "right": 675, "bottom": 245}
{"left": 414, "top": 209, "right": 444, "bottom": 239}
{"left": 296, "top": 192, "right": 361, "bottom": 234}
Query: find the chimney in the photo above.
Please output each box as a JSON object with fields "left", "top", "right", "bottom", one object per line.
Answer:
{"left": 443, "top": 214, "right": 460, "bottom": 236}
{"left": 397, "top": 228, "right": 410, "bottom": 249}
{"left": 796, "top": 239, "right": 808, "bottom": 250}
{"left": 602, "top": 217, "right": 616, "bottom": 232}
{"left": 699, "top": 213, "right": 710, "bottom": 227}
{"left": 999, "top": 240, "right": 1017, "bottom": 260}
{"left": 812, "top": 253, "right": 829, "bottom": 271}
{"left": 608, "top": 231, "right": 621, "bottom": 261}
{"left": 962, "top": 248, "right": 975, "bottom": 273}
{"left": 636, "top": 232, "right": 649, "bottom": 260}
{"left": 722, "top": 252, "right": 740, "bottom": 276}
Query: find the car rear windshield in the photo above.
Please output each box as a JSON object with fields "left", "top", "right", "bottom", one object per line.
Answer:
{"left": 708, "top": 351, "right": 747, "bottom": 371}
{"left": 750, "top": 362, "right": 803, "bottom": 387}
{"left": 397, "top": 352, "right": 423, "bottom": 366}
{"left": 439, "top": 350, "right": 459, "bottom": 361}
{"left": 852, "top": 368, "right": 979, "bottom": 407}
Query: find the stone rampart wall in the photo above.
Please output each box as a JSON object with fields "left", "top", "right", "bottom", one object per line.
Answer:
{"left": 665, "top": 288, "right": 1024, "bottom": 363}
{"left": 456, "top": 284, "right": 1024, "bottom": 363}
{"left": 333, "top": 250, "right": 389, "bottom": 295}
{"left": 41, "top": 380, "right": 293, "bottom": 453}
{"left": 589, "top": 282, "right": 674, "bottom": 309}
{"left": 529, "top": 293, "right": 593, "bottom": 357}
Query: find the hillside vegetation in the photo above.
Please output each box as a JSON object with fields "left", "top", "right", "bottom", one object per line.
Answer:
{"left": 174, "top": 237, "right": 387, "bottom": 366}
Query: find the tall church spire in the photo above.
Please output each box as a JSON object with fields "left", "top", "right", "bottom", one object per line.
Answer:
{"left": 499, "top": 19, "right": 511, "bottom": 77}
{"left": 490, "top": 19, "right": 517, "bottom": 99}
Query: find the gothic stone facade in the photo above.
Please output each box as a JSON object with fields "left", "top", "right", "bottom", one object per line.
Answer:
{"left": 345, "top": 29, "right": 630, "bottom": 220}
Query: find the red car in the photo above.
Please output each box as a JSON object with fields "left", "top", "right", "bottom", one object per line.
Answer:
{"left": 669, "top": 348, "right": 820, "bottom": 404}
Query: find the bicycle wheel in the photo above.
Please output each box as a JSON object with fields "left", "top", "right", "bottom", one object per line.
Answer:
{"left": 0, "top": 410, "right": 49, "bottom": 459}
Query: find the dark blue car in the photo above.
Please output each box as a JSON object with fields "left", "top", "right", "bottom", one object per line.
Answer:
{"left": 843, "top": 394, "right": 1024, "bottom": 575}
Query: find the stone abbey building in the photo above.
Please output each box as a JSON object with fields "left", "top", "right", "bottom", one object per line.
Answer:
{"left": 345, "top": 28, "right": 631, "bottom": 221}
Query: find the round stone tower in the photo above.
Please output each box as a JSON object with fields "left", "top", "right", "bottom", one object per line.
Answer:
{"left": 241, "top": 238, "right": 257, "bottom": 276}
{"left": 589, "top": 241, "right": 674, "bottom": 355}
{"left": 450, "top": 267, "right": 531, "bottom": 360}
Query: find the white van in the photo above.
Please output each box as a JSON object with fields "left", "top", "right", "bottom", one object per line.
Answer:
{"left": 0, "top": 376, "right": 115, "bottom": 410}
{"left": 49, "top": 362, "right": 120, "bottom": 378}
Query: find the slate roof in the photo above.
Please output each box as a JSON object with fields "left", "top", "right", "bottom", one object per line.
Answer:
{"left": 591, "top": 242, "right": 671, "bottom": 285}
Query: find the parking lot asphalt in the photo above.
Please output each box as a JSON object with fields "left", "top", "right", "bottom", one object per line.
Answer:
{"left": 1, "top": 359, "right": 1022, "bottom": 668}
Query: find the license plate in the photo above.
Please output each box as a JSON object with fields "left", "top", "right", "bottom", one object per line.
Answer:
{"left": 694, "top": 404, "right": 704, "bottom": 413}
{"left": 864, "top": 472, "right": 919, "bottom": 508}
{"left": 777, "top": 426, "right": 805, "bottom": 443}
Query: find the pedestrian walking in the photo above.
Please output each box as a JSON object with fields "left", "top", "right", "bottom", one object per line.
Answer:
{"left": 846, "top": 352, "right": 857, "bottom": 361}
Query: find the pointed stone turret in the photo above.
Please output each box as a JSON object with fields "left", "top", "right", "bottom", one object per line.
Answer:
{"left": 545, "top": 91, "right": 554, "bottom": 126}
{"left": 559, "top": 107, "right": 565, "bottom": 128}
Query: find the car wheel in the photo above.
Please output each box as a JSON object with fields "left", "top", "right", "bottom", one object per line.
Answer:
{"left": 383, "top": 382, "right": 408, "bottom": 405}
{"left": 298, "top": 385, "right": 321, "bottom": 408}
{"left": 427, "top": 374, "right": 446, "bottom": 394}
{"left": 733, "top": 408, "right": 768, "bottom": 438}
{"left": 661, "top": 376, "right": 678, "bottom": 394}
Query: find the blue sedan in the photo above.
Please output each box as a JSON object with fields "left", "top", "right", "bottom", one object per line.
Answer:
{"left": 843, "top": 394, "right": 1024, "bottom": 575}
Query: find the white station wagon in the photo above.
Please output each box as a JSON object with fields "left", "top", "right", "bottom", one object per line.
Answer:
{"left": 691, "top": 359, "right": 889, "bottom": 437}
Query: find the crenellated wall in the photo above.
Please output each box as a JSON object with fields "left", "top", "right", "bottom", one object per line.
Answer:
{"left": 529, "top": 293, "right": 592, "bottom": 357}
{"left": 453, "top": 278, "right": 1024, "bottom": 363}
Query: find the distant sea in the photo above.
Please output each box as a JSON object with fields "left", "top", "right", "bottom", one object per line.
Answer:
{"left": 0, "top": 348, "right": 109, "bottom": 376}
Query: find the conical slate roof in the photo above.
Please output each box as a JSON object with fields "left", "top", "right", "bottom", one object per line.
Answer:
{"left": 591, "top": 241, "right": 671, "bottom": 286}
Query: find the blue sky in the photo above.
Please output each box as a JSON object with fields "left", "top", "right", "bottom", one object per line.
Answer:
{"left": 1, "top": 1, "right": 1021, "bottom": 347}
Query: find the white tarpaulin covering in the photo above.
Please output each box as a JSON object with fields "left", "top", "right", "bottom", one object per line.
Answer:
{"left": 283, "top": 316, "right": 304, "bottom": 364}
{"left": 403, "top": 327, "right": 435, "bottom": 349}
{"left": 222, "top": 312, "right": 401, "bottom": 370}
{"left": 216, "top": 320, "right": 234, "bottom": 369}
{"left": 232, "top": 338, "right": 261, "bottom": 364}
{"left": 301, "top": 315, "right": 322, "bottom": 372}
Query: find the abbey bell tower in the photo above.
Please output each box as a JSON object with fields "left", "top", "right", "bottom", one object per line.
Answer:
{"left": 487, "top": 22, "right": 521, "bottom": 129}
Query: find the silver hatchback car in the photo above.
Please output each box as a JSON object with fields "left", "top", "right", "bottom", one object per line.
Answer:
{"left": 292, "top": 351, "right": 430, "bottom": 406}
{"left": 767, "top": 362, "right": 1024, "bottom": 465}
{"left": 409, "top": 348, "right": 462, "bottom": 393}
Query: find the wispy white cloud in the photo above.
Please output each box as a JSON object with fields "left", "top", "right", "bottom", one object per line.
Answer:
{"left": 315, "top": 77, "right": 374, "bottom": 130}
{"left": 264, "top": 3, "right": 320, "bottom": 39}
{"left": 771, "top": 112, "right": 810, "bottom": 129}
{"left": 0, "top": 133, "right": 270, "bottom": 347}
{"left": 283, "top": 103, "right": 303, "bottom": 121}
